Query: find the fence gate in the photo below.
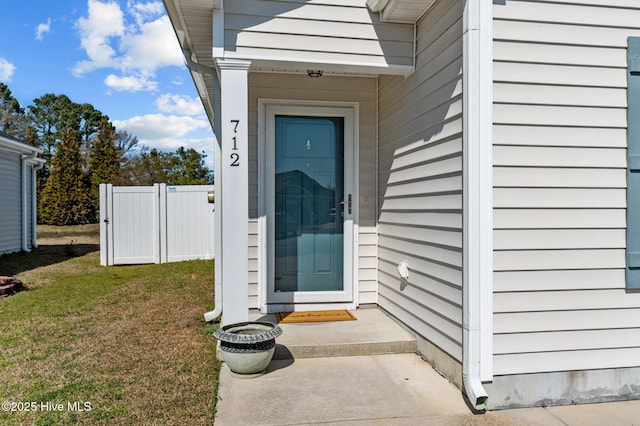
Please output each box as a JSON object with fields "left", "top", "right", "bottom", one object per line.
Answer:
{"left": 99, "top": 183, "right": 214, "bottom": 266}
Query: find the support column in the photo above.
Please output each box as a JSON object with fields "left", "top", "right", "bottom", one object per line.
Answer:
{"left": 217, "top": 58, "right": 251, "bottom": 325}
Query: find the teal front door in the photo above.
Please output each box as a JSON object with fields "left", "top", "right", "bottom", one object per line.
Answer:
{"left": 274, "top": 115, "right": 344, "bottom": 293}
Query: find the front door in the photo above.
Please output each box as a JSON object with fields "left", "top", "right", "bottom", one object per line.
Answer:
{"left": 266, "top": 105, "right": 355, "bottom": 306}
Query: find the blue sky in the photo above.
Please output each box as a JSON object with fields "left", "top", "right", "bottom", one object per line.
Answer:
{"left": 0, "top": 0, "right": 214, "bottom": 167}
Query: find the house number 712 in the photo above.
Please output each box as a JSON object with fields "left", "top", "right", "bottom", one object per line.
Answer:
{"left": 230, "top": 119, "right": 240, "bottom": 166}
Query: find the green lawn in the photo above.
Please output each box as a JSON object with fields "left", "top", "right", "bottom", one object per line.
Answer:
{"left": 0, "top": 225, "right": 219, "bottom": 425}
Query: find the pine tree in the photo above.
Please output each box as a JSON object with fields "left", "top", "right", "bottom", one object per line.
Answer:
{"left": 168, "top": 147, "right": 212, "bottom": 185}
{"left": 39, "top": 127, "right": 94, "bottom": 225}
{"left": 0, "top": 83, "right": 27, "bottom": 138}
{"left": 89, "top": 117, "right": 119, "bottom": 210}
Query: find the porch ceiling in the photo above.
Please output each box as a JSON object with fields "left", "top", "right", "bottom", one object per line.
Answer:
{"left": 165, "top": 0, "right": 413, "bottom": 75}
{"left": 163, "top": 0, "right": 422, "bottom": 126}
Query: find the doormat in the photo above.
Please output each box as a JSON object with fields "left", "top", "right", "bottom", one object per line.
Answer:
{"left": 276, "top": 310, "right": 357, "bottom": 323}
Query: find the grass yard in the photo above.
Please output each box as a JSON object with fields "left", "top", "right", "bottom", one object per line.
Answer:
{"left": 0, "top": 224, "right": 219, "bottom": 425}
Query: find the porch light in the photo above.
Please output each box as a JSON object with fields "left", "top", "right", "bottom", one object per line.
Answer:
{"left": 307, "top": 69, "right": 323, "bottom": 78}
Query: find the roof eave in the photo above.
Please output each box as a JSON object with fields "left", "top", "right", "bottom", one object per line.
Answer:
{"left": 0, "top": 133, "right": 42, "bottom": 156}
{"left": 163, "top": 0, "right": 217, "bottom": 128}
{"left": 368, "top": 0, "right": 437, "bottom": 23}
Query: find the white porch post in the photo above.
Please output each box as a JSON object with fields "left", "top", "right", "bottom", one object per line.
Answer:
{"left": 217, "top": 58, "right": 251, "bottom": 326}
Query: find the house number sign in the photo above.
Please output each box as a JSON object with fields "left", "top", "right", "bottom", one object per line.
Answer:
{"left": 230, "top": 119, "right": 240, "bottom": 166}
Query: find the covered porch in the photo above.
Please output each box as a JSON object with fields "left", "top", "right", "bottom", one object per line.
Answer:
{"left": 164, "top": 0, "right": 493, "bottom": 410}
{"left": 162, "top": 0, "right": 425, "bottom": 324}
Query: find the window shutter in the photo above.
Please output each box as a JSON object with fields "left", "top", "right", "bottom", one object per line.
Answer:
{"left": 627, "top": 37, "right": 640, "bottom": 289}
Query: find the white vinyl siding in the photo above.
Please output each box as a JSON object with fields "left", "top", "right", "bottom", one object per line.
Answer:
{"left": 248, "top": 219, "right": 260, "bottom": 308}
{"left": 223, "top": 0, "right": 414, "bottom": 72}
{"left": 377, "top": 0, "right": 464, "bottom": 362}
{"left": 492, "top": 0, "right": 640, "bottom": 376}
{"left": 248, "top": 73, "right": 378, "bottom": 308}
{"left": 0, "top": 150, "right": 22, "bottom": 254}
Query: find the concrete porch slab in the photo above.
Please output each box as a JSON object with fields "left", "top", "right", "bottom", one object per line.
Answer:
{"left": 215, "top": 353, "right": 471, "bottom": 426}
{"left": 250, "top": 307, "right": 417, "bottom": 359}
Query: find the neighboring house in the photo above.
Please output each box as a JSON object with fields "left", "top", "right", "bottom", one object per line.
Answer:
{"left": 0, "top": 132, "right": 43, "bottom": 255}
{"left": 163, "top": 0, "right": 640, "bottom": 410}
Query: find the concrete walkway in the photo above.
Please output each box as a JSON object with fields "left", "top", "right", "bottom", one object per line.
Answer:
{"left": 214, "top": 309, "right": 640, "bottom": 425}
{"left": 215, "top": 353, "right": 640, "bottom": 425}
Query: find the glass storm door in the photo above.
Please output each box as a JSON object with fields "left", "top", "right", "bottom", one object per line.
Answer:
{"left": 274, "top": 115, "right": 345, "bottom": 295}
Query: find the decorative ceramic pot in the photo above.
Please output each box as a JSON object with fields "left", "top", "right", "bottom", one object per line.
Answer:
{"left": 213, "top": 321, "right": 283, "bottom": 378}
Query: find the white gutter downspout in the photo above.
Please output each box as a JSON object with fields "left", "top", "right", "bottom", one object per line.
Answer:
{"left": 462, "top": 0, "right": 493, "bottom": 411}
{"left": 182, "top": 48, "right": 223, "bottom": 323}
{"left": 21, "top": 154, "right": 29, "bottom": 252}
{"left": 20, "top": 154, "right": 44, "bottom": 252}
{"left": 27, "top": 157, "right": 45, "bottom": 249}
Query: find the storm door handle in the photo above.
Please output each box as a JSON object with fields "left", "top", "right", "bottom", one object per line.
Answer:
{"left": 340, "top": 194, "right": 352, "bottom": 215}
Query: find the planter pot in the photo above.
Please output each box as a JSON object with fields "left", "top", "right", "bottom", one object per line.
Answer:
{"left": 214, "top": 321, "right": 283, "bottom": 378}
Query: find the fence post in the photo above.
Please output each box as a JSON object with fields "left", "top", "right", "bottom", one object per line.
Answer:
{"left": 99, "top": 184, "right": 107, "bottom": 266}
{"left": 151, "top": 183, "right": 160, "bottom": 264}
{"left": 99, "top": 183, "right": 115, "bottom": 266}
{"left": 159, "top": 183, "right": 168, "bottom": 264}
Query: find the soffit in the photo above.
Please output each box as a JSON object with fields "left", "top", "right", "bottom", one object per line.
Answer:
{"left": 367, "top": 0, "right": 437, "bottom": 23}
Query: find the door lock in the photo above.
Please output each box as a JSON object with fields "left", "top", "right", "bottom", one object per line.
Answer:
{"left": 340, "top": 194, "right": 352, "bottom": 215}
{"left": 345, "top": 194, "right": 352, "bottom": 215}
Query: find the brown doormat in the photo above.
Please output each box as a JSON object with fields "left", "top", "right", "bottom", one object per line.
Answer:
{"left": 276, "top": 310, "right": 357, "bottom": 323}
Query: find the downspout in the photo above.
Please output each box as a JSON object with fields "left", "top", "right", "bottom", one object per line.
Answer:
{"left": 462, "top": 0, "right": 493, "bottom": 411}
{"left": 21, "top": 154, "right": 29, "bottom": 252}
{"left": 183, "top": 49, "right": 219, "bottom": 82}
{"left": 29, "top": 157, "right": 45, "bottom": 249}
{"left": 182, "top": 48, "right": 223, "bottom": 323}
{"left": 22, "top": 154, "right": 44, "bottom": 251}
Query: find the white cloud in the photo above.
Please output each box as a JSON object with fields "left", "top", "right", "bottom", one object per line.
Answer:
{"left": 127, "top": 0, "right": 165, "bottom": 26}
{"left": 73, "top": 0, "right": 183, "bottom": 92}
{"left": 113, "top": 113, "right": 209, "bottom": 140}
{"left": 0, "top": 58, "right": 16, "bottom": 82}
{"left": 36, "top": 18, "right": 51, "bottom": 41}
{"left": 73, "top": 0, "right": 125, "bottom": 75}
{"left": 119, "top": 15, "right": 183, "bottom": 71}
{"left": 156, "top": 94, "right": 203, "bottom": 116}
{"left": 105, "top": 73, "right": 158, "bottom": 92}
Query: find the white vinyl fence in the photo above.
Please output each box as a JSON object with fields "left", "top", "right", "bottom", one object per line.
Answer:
{"left": 99, "top": 183, "right": 214, "bottom": 266}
